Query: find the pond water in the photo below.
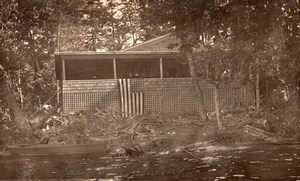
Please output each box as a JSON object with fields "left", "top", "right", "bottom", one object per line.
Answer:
{"left": 1, "top": 144, "right": 300, "bottom": 180}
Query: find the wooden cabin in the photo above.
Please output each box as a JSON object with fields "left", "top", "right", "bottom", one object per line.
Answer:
{"left": 55, "top": 35, "right": 254, "bottom": 116}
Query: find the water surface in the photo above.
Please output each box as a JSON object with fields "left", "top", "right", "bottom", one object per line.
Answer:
{"left": 1, "top": 144, "right": 300, "bottom": 180}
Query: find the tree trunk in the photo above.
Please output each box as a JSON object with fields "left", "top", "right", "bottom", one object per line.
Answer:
{"left": 17, "top": 87, "right": 24, "bottom": 110}
{"left": 297, "top": 88, "right": 300, "bottom": 109}
{"left": 255, "top": 73, "right": 260, "bottom": 115}
{"left": 92, "top": 18, "right": 97, "bottom": 51}
{"left": 34, "top": 58, "right": 40, "bottom": 72}
{"left": 214, "top": 86, "right": 223, "bottom": 130}
{"left": 17, "top": 70, "right": 24, "bottom": 110}
{"left": 57, "top": 12, "right": 61, "bottom": 52}
{"left": 265, "top": 74, "right": 269, "bottom": 104}
{"left": 30, "top": 32, "right": 40, "bottom": 72}
{"left": 2, "top": 78, "right": 30, "bottom": 131}
{"left": 109, "top": 0, "right": 116, "bottom": 51}
{"left": 184, "top": 50, "right": 208, "bottom": 122}
{"left": 295, "top": 72, "right": 300, "bottom": 108}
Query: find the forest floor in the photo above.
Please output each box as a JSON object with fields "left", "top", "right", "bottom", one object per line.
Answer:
{"left": 14, "top": 108, "right": 297, "bottom": 157}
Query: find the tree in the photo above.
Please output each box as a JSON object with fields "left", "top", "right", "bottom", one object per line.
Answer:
{"left": 0, "top": 0, "right": 59, "bottom": 116}
{"left": 98, "top": 0, "right": 120, "bottom": 51}
{"left": 0, "top": 1, "right": 30, "bottom": 130}
{"left": 278, "top": 0, "right": 300, "bottom": 107}
{"left": 138, "top": 0, "right": 172, "bottom": 40}
{"left": 141, "top": 0, "right": 215, "bottom": 123}
{"left": 80, "top": 0, "right": 110, "bottom": 51}
{"left": 0, "top": 48, "right": 31, "bottom": 132}
{"left": 141, "top": 0, "right": 300, "bottom": 129}
{"left": 100, "top": 1, "right": 147, "bottom": 51}
{"left": 118, "top": 1, "right": 145, "bottom": 48}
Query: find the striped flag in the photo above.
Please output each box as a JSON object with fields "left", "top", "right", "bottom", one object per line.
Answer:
{"left": 119, "top": 79, "right": 144, "bottom": 117}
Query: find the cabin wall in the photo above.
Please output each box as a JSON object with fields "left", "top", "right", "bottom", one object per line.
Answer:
{"left": 62, "top": 78, "right": 255, "bottom": 114}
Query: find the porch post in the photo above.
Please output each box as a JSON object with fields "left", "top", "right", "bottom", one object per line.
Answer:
{"left": 56, "top": 80, "right": 60, "bottom": 104}
{"left": 61, "top": 59, "right": 66, "bottom": 80}
{"left": 113, "top": 58, "right": 117, "bottom": 79}
{"left": 159, "top": 58, "right": 163, "bottom": 78}
{"left": 61, "top": 59, "right": 65, "bottom": 112}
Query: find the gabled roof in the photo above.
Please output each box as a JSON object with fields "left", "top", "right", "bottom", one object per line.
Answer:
{"left": 122, "top": 35, "right": 180, "bottom": 52}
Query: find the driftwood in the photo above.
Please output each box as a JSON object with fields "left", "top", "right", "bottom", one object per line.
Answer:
{"left": 244, "top": 124, "right": 294, "bottom": 144}
{"left": 0, "top": 138, "right": 11, "bottom": 154}
{"left": 38, "top": 103, "right": 61, "bottom": 129}
{"left": 182, "top": 148, "right": 202, "bottom": 162}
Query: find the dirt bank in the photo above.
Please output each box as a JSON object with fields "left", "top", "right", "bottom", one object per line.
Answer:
{"left": 23, "top": 109, "right": 274, "bottom": 156}
{"left": 3, "top": 107, "right": 297, "bottom": 156}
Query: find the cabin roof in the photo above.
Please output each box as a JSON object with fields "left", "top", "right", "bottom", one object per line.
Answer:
{"left": 122, "top": 35, "right": 180, "bottom": 52}
{"left": 54, "top": 34, "right": 182, "bottom": 60}
{"left": 54, "top": 51, "right": 180, "bottom": 60}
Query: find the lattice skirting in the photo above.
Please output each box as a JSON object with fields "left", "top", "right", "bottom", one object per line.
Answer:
{"left": 61, "top": 78, "right": 255, "bottom": 114}
{"left": 63, "top": 91, "right": 120, "bottom": 113}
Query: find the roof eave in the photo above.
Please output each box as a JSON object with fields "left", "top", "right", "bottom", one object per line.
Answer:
{"left": 54, "top": 51, "right": 181, "bottom": 60}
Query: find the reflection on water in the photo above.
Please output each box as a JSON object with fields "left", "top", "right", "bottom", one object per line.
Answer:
{"left": 0, "top": 145, "right": 300, "bottom": 180}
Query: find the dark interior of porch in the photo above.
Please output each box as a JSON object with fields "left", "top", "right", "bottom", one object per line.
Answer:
{"left": 60, "top": 58, "right": 189, "bottom": 80}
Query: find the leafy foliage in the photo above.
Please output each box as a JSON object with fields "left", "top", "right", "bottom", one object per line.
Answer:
{"left": 0, "top": 0, "right": 300, "bottom": 142}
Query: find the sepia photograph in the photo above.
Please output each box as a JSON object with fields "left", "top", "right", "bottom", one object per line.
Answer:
{"left": 0, "top": 0, "right": 300, "bottom": 180}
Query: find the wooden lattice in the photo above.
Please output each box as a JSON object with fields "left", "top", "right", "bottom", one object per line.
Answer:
{"left": 62, "top": 80, "right": 120, "bottom": 113}
{"left": 142, "top": 78, "right": 216, "bottom": 113}
{"left": 62, "top": 78, "right": 255, "bottom": 114}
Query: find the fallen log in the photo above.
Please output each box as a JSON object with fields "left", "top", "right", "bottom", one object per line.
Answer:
{"left": 244, "top": 124, "right": 295, "bottom": 144}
